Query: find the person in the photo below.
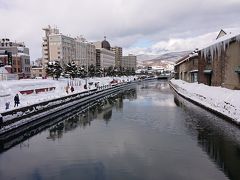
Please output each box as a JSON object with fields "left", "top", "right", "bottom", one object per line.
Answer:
{"left": 70, "top": 86, "right": 74, "bottom": 92}
{"left": 65, "top": 85, "right": 69, "bottom": 94}
{"left": 0, "top": 114, "right": 3, "bottom": 128}
{"left": 5, "top": 102, "right": 10, "bottom": 110}
{"left": 14, "top": 94, "right": 20, "bottom": 107}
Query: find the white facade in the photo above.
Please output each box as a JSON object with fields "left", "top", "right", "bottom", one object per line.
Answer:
{"left": 42, "top": 26, "right": 96, "bottom": 68}
{"left": 111, "top": 46, "right": 122, "bottom": 68}
{"left": 48, "top": 34, "right": 75, "bottom": 66}
{"left": 99, "top": 48, "right": 115, "bottom": 68}
{"left": 75, "top": 37, "right": 96, "bottom": 67}
{"left": 122, "top": 54, "right": 137, "bottom": 70}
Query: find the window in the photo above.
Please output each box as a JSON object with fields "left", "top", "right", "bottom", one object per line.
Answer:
{"left": 206, "top": 52, "right": 212, "bottom": 64}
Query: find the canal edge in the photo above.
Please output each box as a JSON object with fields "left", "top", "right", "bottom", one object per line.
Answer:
{"left": 169, "top": 82, "right": 240, "bottom": 127}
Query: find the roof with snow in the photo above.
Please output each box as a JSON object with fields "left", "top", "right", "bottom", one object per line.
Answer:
{"left": 175, "top": 49, "right": 199, "bottom": 66}
{"left": 200, "top": 30, "right": 240, "bottom": 60}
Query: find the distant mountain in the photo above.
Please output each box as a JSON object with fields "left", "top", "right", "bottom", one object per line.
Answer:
{"left": 137, "top": 51, "right": 191, "bottom": 66}
{"left": 137, "top": 51, "right": 191, "bottom": 71}
{"left": 136, "top": 54, "right": 159, "bottom": 62}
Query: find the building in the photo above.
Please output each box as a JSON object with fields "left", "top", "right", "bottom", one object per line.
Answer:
{"left": 31, "top": 66, "right": 46, "bottom": 78}
{"left": 75, "top": 36, "right": 96, "bottom": 68}
{"left": 174, "top": 50, "right": 199, "bottom": 83}
{"left": 111, "top": 46, "right": 122, "bottom": 68}
{"left": 0, "top": 38, "right": 31, "bottom": 79}
{"left": 42, "top": 26, "right": 96, "bottom": 69}
{"left": 199, "top": 30, "right": 240, "bottom": 89}
{"left": 47, "top": 32, "right": 75, "bottom": 67}
{"left": 122, "top": 54, "right": 137, "bottom": 70}
{"left": 93, "top": 37, "right": 115, "bottom": 69}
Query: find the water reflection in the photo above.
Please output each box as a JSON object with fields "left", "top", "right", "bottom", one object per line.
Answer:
{"left": 0, "top": 88, "right": 137, "bottom": 151}
{"left": 44, "top": 89, "right": 136, "bottom": 141}
{"left": 174, "top": 94, "right": 240, "bottom": 180}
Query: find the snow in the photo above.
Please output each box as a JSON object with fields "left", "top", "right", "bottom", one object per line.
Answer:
{"left": 201, "top": 31, "right": 240, "bottom": 61}
{"left": 170, "top": 79, "right": 240, "bottom": 123}
{"left": 0, "top": 76, "right": 136, "bottom": 113}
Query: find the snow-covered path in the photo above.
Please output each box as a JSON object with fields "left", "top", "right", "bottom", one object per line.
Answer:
{"left": 170, "top": 79, "right": 240, "bottom": 124}
{"left": 0, "top": 76, "right": 136, "bottom": 113}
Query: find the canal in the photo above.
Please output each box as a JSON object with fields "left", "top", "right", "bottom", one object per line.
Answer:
{"left": 0, "top": 80, "right": 240, "bottom": 180}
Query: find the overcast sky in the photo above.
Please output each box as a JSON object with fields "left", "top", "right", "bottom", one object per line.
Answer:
{"left": 1, "top": 0, "right": 240, "bottom": 60}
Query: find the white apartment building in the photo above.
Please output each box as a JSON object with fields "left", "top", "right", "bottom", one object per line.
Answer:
{"left": 42, "top": 26, "right": 96, "bottom": 68}
{"left": 94, "top": 38, "right": 115, "bottom": 69}
{"left": 111, "top": 46, "right": 122, "bottom": 68}
{"left": 48, "top": 34, "right": 75, "bottom": 66}
{"left": 99, "top": 48, "right": 115, "bottom": 68}
{"left": 122, "top": 54, "right": 137, "bottom": 70}
{"left": 75, "top": 36, "right": 96, "bottom": 67}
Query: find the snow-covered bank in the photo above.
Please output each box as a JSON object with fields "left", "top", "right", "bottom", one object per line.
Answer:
{"left": 170, "top": 79, "right": 240, "bottom": 124}
{"left": 0, "top": 76, "right": 136, "bottom": 113}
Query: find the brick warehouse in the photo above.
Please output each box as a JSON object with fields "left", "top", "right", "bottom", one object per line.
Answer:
{"left": 199, "top": 31, "right": 240, "bottom": 89}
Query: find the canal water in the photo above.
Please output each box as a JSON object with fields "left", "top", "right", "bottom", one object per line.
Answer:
{"left": 0, "top": 80, "right": 240, "bottom": 180}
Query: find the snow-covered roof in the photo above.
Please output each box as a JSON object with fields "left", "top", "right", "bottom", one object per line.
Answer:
{"left": 17, "top": 53, "right": 29, "bottom": 57}
{"left": 175, "top": 49, "right": 199, "bottom": 66}
{"left": 201, "top": 30, "right": 240, "bottom": 60}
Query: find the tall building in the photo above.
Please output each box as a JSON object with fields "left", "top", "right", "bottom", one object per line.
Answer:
{"left": 42, "top": 25, "right": 96, "bottom": 69}
{"left": 93, "top": 37, "right": 115, "bottom": 69}
{"left": 75, "top": 36, "right": 96, "bottom": 68}
{"left": 111, "top": 46, "right": 122, "bottom": 68}
{"left": 122, "top": 54, "right": 137, "bottom": 70}
{"left": 0, "top": 38, "right": 31, "bottom": 78}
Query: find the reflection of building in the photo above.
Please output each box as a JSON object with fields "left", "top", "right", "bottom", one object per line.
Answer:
{"left": 0, "top": 38, "right": 31, "bottom": 79}
{"left": 93, "top": 37, "right": 115, "bottom": 69}
{"left": 122, "top": 54, "right": 137, "bottom": 70}
{"left": 111, "top": 46, "right": 122, "bottom": 68}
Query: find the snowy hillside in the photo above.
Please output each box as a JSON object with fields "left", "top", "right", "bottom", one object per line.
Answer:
{"left": 137, "top": 51, "right": 190, "bottom": 70}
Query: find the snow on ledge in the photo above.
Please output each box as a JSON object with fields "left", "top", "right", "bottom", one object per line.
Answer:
{"left": 170, "top": 79, "right": 240, "bottom": 123}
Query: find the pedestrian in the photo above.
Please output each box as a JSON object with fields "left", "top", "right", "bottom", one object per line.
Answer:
{"left": 5, "top": 101, "right": 10, "bottom": 110}
{"left": 65, "top": 85, "right": 69, "bottom": 94}
{"left": 0, "top": 114, "right": 3, "bottom": 128}
{"left": 14, "top": 94, "right": 20, "bottom": 107}
{"left": 70, "top": 86, "right": 74, "bottom": 92}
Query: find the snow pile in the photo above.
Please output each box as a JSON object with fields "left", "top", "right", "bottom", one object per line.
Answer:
{"left": 170, "top": 79, "right": 240, "bottom": 123}
{"left": 0, "top": 76, "right": 136, "bottom": 113}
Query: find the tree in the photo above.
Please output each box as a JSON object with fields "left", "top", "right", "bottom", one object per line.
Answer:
{"left": 88, "top": 64, "right": 95, "bottom": 78}
{"left": 46, "top": 61, "right": 62, "bottom": 80}
{"left": 64, "top": 61, "right": 78, "bottom": 79}
{"left": 95, "top": 67, "right": 103, "bottom": 77}
{"left": 77, "top": 65, "right": 87, "bottom": 78}
{"left": 106, "top": 66, "right": 114, "bottom": 76}
{"left": 131, "top": 67, "right": 136, "bottom": 75}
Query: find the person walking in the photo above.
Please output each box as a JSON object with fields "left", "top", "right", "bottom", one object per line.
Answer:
{"left": 14, "top": 94, "right": 20, "bottom": 107}
{"left": 5, "top": 101, "right": 10, "bottom": 110}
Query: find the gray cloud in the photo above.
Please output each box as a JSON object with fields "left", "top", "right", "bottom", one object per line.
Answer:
{"left": 0, "top": 0, "right": 240, "bottom": 59}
